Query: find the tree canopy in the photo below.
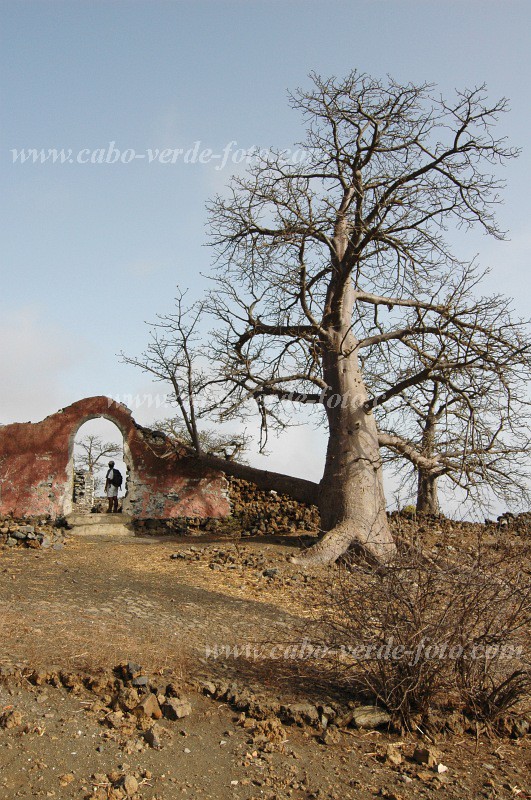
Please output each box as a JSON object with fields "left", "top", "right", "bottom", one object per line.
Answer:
{"left": 129, "top": 72, "right": 528, "bottom": 563}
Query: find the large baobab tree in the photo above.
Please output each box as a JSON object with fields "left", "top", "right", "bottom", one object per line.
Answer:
{"left": 205, "top": 71, "right": 520, "bottom": 564}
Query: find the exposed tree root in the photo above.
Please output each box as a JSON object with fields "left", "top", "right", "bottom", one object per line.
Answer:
{"left": 290, "top": 520, "right": 397, "bottom": 566}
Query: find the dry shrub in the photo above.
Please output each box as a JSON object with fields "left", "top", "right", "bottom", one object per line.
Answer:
{"left": 321, "top": 539, "right": 531, "bottom": 729}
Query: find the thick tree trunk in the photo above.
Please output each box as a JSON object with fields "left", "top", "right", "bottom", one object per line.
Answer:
{"left": 293, "top": 283, "right": 396, "bottom": 565}
{"left": 415, "top": 405, "right": 440, "bottom": 515}
{"left": 416, "top": 470, "right": 440, "bottom": 515}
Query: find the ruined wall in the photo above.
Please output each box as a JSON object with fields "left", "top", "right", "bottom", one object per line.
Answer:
{"left": 73, "top": 469, "right": 95, "bottom": 513}
{"left": 0, "top": 396, "right": 230, "bottom": 519}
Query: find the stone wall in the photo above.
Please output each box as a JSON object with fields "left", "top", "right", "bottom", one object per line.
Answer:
{"left": 1, "top": 516, "right": 70, "bottom": 550}
{"left": 0, "top": 396, "right": 230, "bottom": 520}
{"left": 132, "top": 476, "right": 321, "bottom": 536}
{"left": 72, "top": 470, "right": 95, "bottom": 513}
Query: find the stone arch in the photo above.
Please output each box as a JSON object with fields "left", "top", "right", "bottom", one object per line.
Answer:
{"left": 0, "top": 396, "right": 229, "bottom": 519}
{"left": 64, "top": 413, "right": 133, "bottom": 516}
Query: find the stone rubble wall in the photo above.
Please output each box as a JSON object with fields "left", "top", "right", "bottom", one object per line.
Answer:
{"left": 72, "top": 470, "right": 95, "bottom": 513}
{"left": 0, "top": 516, "right": 70, "bottom": 550}
{"left": 133, "top": 477, "right": 321, "bottom": 537}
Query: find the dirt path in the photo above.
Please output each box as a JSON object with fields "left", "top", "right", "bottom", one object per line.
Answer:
{"left": 1, "top": 531, "right": 530, "bottom": 800}
{"left": 1, "top": 532, "right": 314, "bottom": 679}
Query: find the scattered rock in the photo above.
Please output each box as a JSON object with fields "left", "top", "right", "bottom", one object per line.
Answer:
{"left": 262, "top": 568, "right": 278, "bottom": 578}
{"left": 121, "top": 774, "right": 138, "bottom": 796}
{"left": 0, "top": 708, "right": 23, "bottom": 729}
{"left": 134, "top": 693, "right": 162, "bottom": 720}
{"left": 144, "top": 724, "right": 162, "bottom": 749}
{"left": 383, "top": 744, "right": 402, "bottom": 766}
{"left": 60, "top": 671, "right": 84, "bottom": 692}
{"left": 281, "top": 702, "right": 320, "bottom": 727}
{"left": 416, "top": 770, "right": 435, "bottom": 783}
{"left": 412, "top": 746, "right": 442, "bottom": 768}
{"left": 163, "top": 697, "right": 192, "bottom": 720}
{"left": 246, "top": 717, "right": 286, "bottom": 752}
{"left": 118, "top": 687, "right": 140, "bottom": 711}
{"left": 352, "top": 705, "right": 391, "bottom": 730}
{"left": 319, "top": 725, "right": 341, "bottom": 746}
{"left": 126, "top": 661, "right": 142, "bottom": 678}
{"left": 106, "top": 711, "right": 125, "bottom": 729}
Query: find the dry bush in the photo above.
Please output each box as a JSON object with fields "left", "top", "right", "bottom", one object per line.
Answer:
{"left": 320, "top": 539, "right": 531, "bottom": 729}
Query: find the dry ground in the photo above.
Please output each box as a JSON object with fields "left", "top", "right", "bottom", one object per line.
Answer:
{"left": 1, "top": 528, "right": 530, "bottom": 799}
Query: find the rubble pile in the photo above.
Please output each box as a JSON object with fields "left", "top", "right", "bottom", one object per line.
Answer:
{"left": 388, "top": 509, "right": 531, "bottom": 552}
{"left": 0, "top": 515, "right": 71, "bottom": 550}
{"left": 133, "top": 477, "right": 320, "bottom": 538}
{"left": 25, "top": 660, "right": 193, "bottom": 753}
{"left": 132, "top": 476, "right": 531, "bottom": 547}
{"left": 228, "top": 478, "right": 320, "bottom": 535}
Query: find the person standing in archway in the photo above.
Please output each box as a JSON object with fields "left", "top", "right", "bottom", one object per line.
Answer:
{"left": 105, "top": 460, "right": 122, "bottom": 513}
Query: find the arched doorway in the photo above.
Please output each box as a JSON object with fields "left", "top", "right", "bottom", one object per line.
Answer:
{"left": 0, "top": 396, "right": 229, "bottom": 520}
{"left": 63, "top": 413, "right": 133, "bottom": 516}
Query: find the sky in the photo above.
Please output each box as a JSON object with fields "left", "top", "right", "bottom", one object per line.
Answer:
{"left": 1, "top": 0, "right": 530, "bottom": 511}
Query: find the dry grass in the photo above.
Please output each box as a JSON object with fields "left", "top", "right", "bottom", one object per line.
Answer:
{"left": 0, "top": 604, "right": 190, "bottom": 678}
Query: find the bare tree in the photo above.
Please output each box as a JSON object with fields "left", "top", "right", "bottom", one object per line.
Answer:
{"left": 122, "top": 291, "right": 320, "bottom": 504}
{"left": 153, "top": 416, "right": 250, "bottom": 462}
{"left": 74, "top": 435, "right": 122, "bottom": 473}
{"left": 379, "top": 380, "right": 531, "bottom": 516}
{"left": 205, "top": 71, "right": 520, "bottom": 564}
{"left": 121, "top": 290, "right": 222, "bottom": 457}
{"left": 360, "top": 279, "right": 531, "bottom": 514}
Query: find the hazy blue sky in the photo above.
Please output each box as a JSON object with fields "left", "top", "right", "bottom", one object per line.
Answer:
{"left": 1, "top": 0, "right": 530, "bottom": 503}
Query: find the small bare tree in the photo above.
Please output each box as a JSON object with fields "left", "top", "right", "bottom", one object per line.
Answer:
{"left": 121, "top": 290, "right": 224, "bottom": 457}
{"left": 204, "top": 72, "right": 520, "bottom": 564}
{"left": 74, "top": 435, "right": 122, "bottom": 473}
{"left": 153, "top": 416, "right": 249, "bottom": 461}
{"left": 359, "top": 279, "right": 531, "bottom": 514}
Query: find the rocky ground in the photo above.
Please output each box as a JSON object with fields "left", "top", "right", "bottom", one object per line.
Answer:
{"left": 2, "top": 659, "right": 530, "bottom": 800}
{"left": 0, "top": 484, "right": 530, "bottom": 799}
